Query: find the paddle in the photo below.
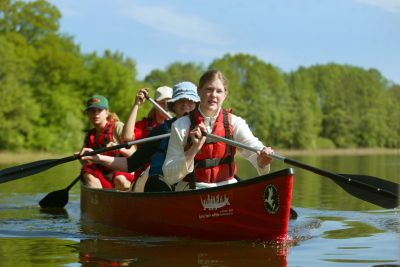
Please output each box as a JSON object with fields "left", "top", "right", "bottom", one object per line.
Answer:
{"left": 0, "top": 133, "right": 171, "bottom": 184}
{"left": 39, "top": 175, "right": 81, "bottom": 209}
{"left": 204, "top": 133, "right": 399, "bottom": 209}
{"left": 147, "top": 94, "right": 398, "bottom": 209}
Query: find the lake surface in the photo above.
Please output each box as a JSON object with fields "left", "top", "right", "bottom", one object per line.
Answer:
{"left": 0, "top": 153, "right": 399, "bottom": 266}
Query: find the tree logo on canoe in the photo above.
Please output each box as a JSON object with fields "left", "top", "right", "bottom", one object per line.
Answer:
{"left": 263, "top": 184, "right": 279, "bottom": 214}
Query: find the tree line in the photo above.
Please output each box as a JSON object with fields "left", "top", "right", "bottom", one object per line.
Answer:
{"left": 1, "top": 0, "right": 399, "bottom": 153}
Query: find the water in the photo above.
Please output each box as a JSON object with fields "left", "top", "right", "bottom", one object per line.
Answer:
{"left": 0, "top": 154, "right": 399, "bottom": 266}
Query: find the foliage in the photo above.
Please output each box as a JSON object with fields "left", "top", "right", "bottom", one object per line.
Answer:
{"left": 83, "top": 50, "right": 139, "bottom": 122}
{"left": 297, "top": 64, "right": 399, "bottom": 148}
{"left": 144, "top": 62, "right": 204, "bottom": 88}
{"left": 0, "top": 33, "right": 40, "bottom": 150}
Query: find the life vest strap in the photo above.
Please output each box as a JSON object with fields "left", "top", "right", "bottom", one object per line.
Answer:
{"left": 194, "top": 156, "right": 234, "bottom": 169}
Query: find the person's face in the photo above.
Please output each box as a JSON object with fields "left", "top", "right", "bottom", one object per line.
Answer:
{"left": 86, "top": 108, "right": 108, "bottom": 126}
{"left": 198, "top": 78, "right": 227, "bottom": 116}
{"left": 157, "top": 99, "right": 169, "bottom": 111}
{"left": 173, "top": 98, "right": 197, "bottom": 118}
{"left": 155, "top": 98, "right": 171, "bottom": 118}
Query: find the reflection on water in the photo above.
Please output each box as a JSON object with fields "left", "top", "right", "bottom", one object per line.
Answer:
{"left": 0, "top": 154, "right": 399, "bottom": 266}
{"left": 321, "top": 219, "right": 384, "bottom": 239}
{"left": 78, "top": 218, "right": 290, "bottom": 266}
{"left": 79, "top": 238, "right": 288, "bottom": 267}
{"left": 286, "top": 208, "right": 400, "bottom": 266}
{"left": 0, "top": 238, "right": 78, "bottom": 266}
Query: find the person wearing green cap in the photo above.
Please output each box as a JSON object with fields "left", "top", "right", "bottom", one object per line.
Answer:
{"left": 80, "top": 95, "right": 136, "bottom": 190}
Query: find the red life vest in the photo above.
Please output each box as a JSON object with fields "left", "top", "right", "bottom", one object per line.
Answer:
{"left": 83, "top": 120, "right": 134, "bottom": 188}
{"left": 134, "top": 116, "right": 158, "bottom": 140}
{"left": 184, "top": 108, "right": 237, "bottom": 184}
{"left": 84, "top": 120, "right": 120, "bottom": 157}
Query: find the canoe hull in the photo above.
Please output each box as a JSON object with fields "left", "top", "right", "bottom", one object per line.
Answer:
{"left": 80, "top": 168, "right": 294, "bottom": 241}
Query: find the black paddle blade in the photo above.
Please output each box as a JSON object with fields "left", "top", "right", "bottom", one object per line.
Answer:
{"left": 39, "top": 188, "right": 69, "bottom": 209}
{"left": 334, "top": 174, "right": 399, "bottom": 209}
{"left": 289, "top": 208, "right": 298, "bottom": 220}
{"left": 0, "top": 156, "right": 75, "bottom": 183}
{"left": 39, "top": 175, "right": 81, "bottom": 209}
{"left": 281, "top": 156, "right": 398, "bottom": 209}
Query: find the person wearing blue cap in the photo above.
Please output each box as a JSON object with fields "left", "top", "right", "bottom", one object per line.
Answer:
{"left": 80, "top": 82, "right": 200, "bottom": 192}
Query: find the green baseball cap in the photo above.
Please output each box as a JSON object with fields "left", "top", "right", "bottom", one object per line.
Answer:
{"left": 85, "top": 95, "right": 109, "bottom": 110}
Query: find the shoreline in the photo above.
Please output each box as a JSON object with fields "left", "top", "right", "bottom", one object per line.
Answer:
{"left": 0, "top": 148, "right": 398, "bottom": 165}
{"left": 275, "top": 148, "right": 400, "bottom": 157}
{"left": 0, "top": 151, "right": 64, "bottom": 165}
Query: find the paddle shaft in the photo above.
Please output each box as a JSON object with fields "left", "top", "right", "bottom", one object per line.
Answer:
{"left": 66, "top": 175, "right": 81, "bottom": 190}
{"left": 0, "top": 133, "right": 171, "bottom": 183}
{"left": 204, "top": 133, "right": 396, "bottom": 199}
{"left": 79, "top": 133, "right": 171, "bottom": 158}
{"left": 146, "top": 95, "right": 174, "bottom": 119}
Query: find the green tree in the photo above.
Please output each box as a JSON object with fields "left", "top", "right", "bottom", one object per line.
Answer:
{"left": 297, "top": 64, "right": 397, "bottom": 148}
{"left": 145, "top": 61, "right": 204, "bottom": 88}
{"left": 287, "top": 68, "right": 322, "bottom": 148}
{"left": 1, "top": 1, "right": 88, "bottom": 152}
{"left": 385, "top": 84, "right": 400, "bottom": 147}
{"left": 28, "top": 34, "right": 88, "bottom": 151}
{"left": 0, "top": 0, "right": 61, "bottom": 42}
{"left": 0, "top": 34, "right": 40, "bottom": 150}
{"left": 83, "top": 50, "right": 140, "bottom": 122}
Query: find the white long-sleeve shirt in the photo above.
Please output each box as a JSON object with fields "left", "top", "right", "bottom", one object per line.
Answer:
{"left": 162, "top": 108, "right": 270, "bottom": 189}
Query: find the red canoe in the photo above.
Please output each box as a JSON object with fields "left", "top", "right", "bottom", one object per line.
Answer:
{"left": 80, "top": 168, "right": 294, "bottom": 242}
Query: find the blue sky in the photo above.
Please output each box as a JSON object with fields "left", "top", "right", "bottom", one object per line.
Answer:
{"left": 48, "top": 0, "right": 400, "bottom": 84}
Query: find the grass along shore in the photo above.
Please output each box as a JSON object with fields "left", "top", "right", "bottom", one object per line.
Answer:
{"left": 0, "top": 150, "right": 65, "bottom": 165}
{"left": 0, "top": 148, "right": 398, "bottom": 165}
{"left": 276, "top": 148, "right": 399, "bottom": 156}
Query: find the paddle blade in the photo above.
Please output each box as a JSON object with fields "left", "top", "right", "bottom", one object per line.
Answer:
{"left": 289, "top": 208, "right": 298, "bottom": 220}
{"left": 39, "top": 175, "right": 81, "bottom": 209}
{"left": 334, "top": 174, "right": 399, "bottom": 209}
{"left": 281, "top": 156, "right": 398, "bottom": 209}
{"left": 0, "top": 156, "right": 74, "bottom": 184}
{"left": 39, "top": 188, "right": 69, "bottom": 209}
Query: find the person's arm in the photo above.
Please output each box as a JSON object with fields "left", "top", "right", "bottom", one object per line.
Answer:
{"left": 80, "top": 148, "right": 129, "bottom": 171}
{"left": 126, "top": 125, "right": 165, "bottom": 172}
{"left": 112, "top": 121, "right": 136, "bottom": 157}
{"left": 122, "top": 88, "right": 148, "bottom": 142}
{"left": 232, "top": 115, "right": 273, "bottom": 175}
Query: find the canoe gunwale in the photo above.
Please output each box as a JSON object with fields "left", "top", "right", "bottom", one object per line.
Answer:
{"left": 81, "top": 168, "right": 294, "bottom": 197}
